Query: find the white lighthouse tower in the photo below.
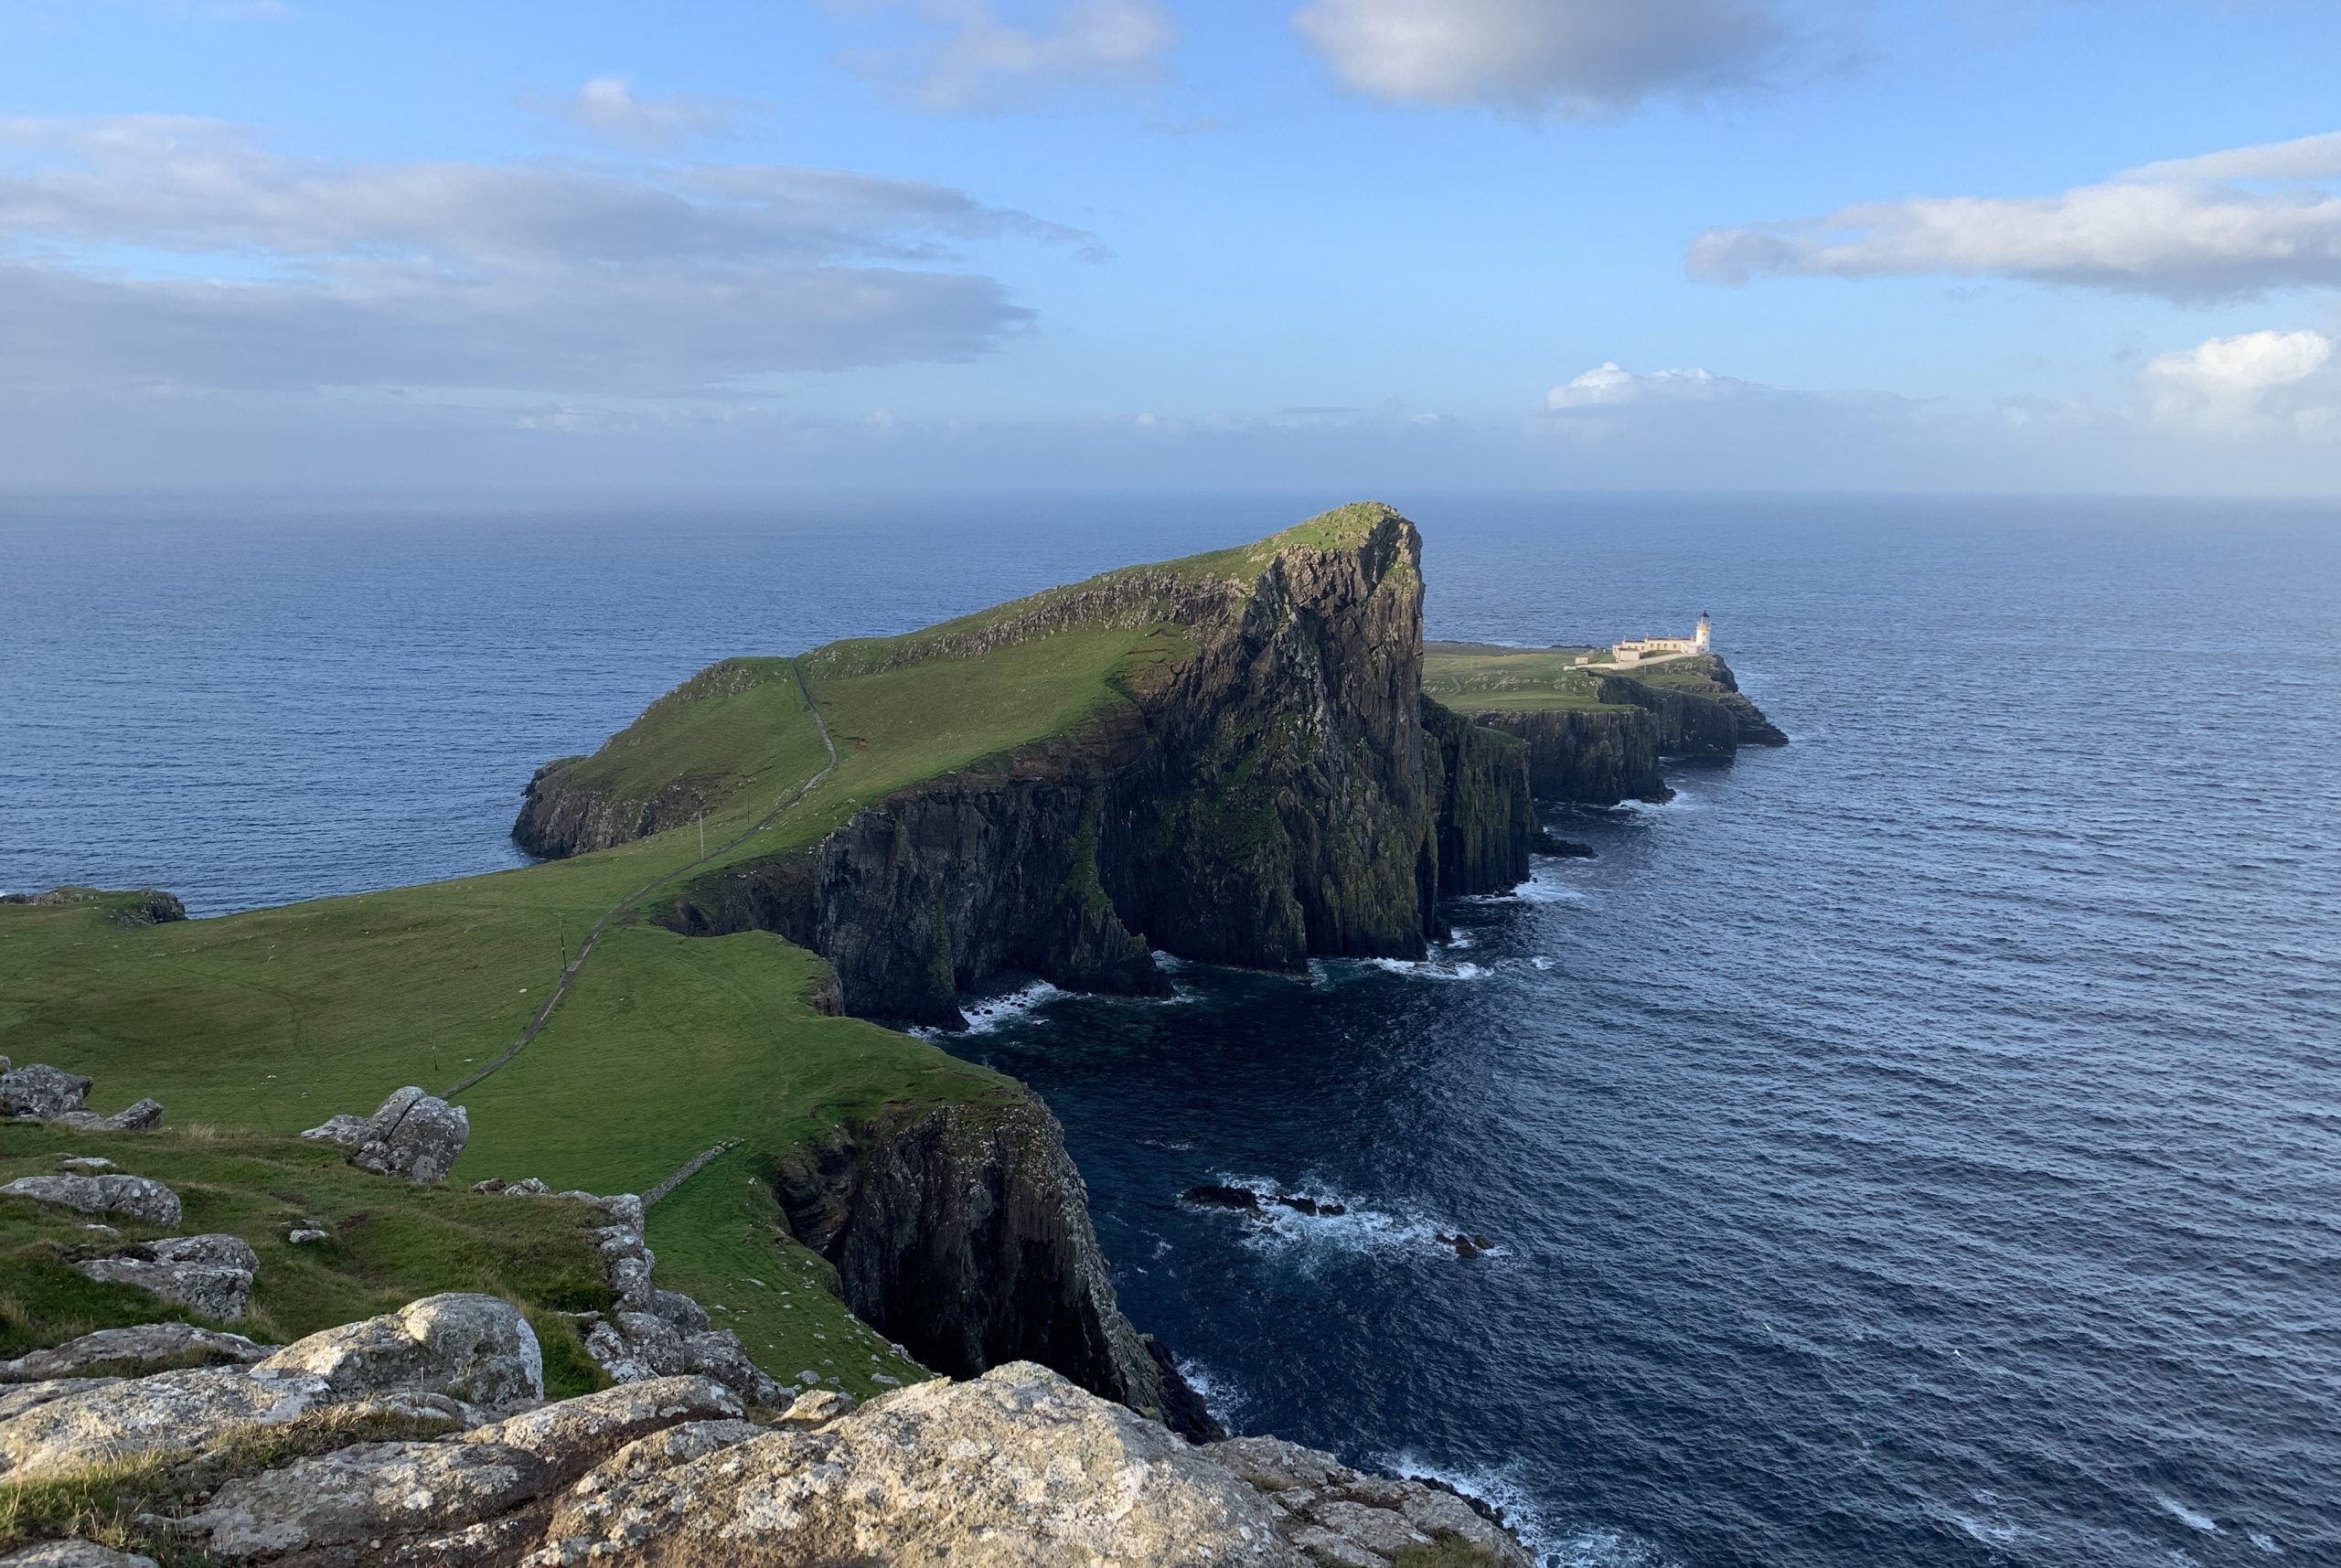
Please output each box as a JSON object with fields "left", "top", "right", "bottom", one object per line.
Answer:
{"left": 1694, "top": 612, "right": 1713, "bottom": 653}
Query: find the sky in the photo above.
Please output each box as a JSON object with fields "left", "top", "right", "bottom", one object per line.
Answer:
{"left": 4, "top": 0, "right": 2341, "bottom": 493}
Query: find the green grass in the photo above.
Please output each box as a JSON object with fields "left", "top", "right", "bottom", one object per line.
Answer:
{"left": 1422, "top": 645, "right": 1633, "bottom": 714}
{"left": 0, "top": 1122, "right": 610, "bottom": 1392}
{"left": 0, "top": 503, "right": 1413, "bottom": 1400}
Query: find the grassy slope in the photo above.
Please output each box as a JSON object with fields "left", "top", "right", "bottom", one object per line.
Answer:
{"left": 1422, "top": 645, "right": 1635, "bottom": 714}
{"left": 0, "top": 1122, "right": 613, "bottom": 1397}
{"left": 0, "top": 513, "right": 1371, "bottom": 1390}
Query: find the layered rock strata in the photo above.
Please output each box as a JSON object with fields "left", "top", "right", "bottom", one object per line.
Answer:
{"left": 1463, "top": 656, "right": 1786, "bottom": 806}
{"left": 773, "top": 1093, "right": 1218, "bottom": 1441}
{"left": 657, "top": 507, "right": 1536, "bottom": 1025}
{"left": 0, "top": 1334, "right": 1531, "bottom": 1567}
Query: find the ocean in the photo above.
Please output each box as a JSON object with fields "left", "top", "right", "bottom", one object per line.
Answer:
{"left": 4, "top": 492, "right": 2336, "bottom": 1568}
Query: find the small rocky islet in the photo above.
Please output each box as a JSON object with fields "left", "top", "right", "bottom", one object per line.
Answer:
{"left": 0, "top": 504, "right": 1779, "bottom": 1564}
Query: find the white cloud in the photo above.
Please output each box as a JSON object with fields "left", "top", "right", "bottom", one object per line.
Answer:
{"left": 0, "top": 116, "right": 1089, "bottom": 397}
{"left": 527, "top": 77, "right": 768, "bottom": 149}
{"left": 2144, "top": 329, "right": 2340, "bottom": 439}
{"left": 1545, "top": 362, "right": 1757, "bottom": 407}
{"left": 831, "top": 0, "right": 1175, "bottom": 112}
{"left": 1291, "top": 0, "right": 1787, "bottom": 118}
{"left": 1690, "top": 131, "right": 2341, "bottom": 298}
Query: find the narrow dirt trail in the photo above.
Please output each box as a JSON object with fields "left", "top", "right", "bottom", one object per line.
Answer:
{"left": 445, "top": 660, "right": 839, "bottom": 1100}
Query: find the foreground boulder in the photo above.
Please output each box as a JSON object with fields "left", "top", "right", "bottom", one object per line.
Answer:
{"left": 0, "top": 1174, "right": 181, "bottom": 1227}
{"left": 0, "top": 1542, "right": 159, "bottom": 1567}
{"left": 73, "top": 1234, "right": 261, "bottom": 1321}
{"left": 0, "top": 1323, "right": 266, "bottom": 1382}
{"left": 529, "top": 1360, "right": 1300, "bottom": 1567}
{"left": 303, "top": 1088, "right": 470, "bottom": 1184}
{"left": 0, "top": 1295, "right": 540, "bottom": 1481}
{"left": 52, "top": 1099, "right": 166, "bottom": 1134}
{"left": 0, "top": 1065, "right": 92, "bottom": 1122}
{"left": 184, "top": 1378, "right": 743, "bottom": 1563}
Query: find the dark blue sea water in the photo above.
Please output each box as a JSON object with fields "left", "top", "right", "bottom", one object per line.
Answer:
{"left": 5, "top": 493, "right": 2337, "bottom": 1568}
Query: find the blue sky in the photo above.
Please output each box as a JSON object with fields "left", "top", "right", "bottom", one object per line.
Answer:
{"left": 5, "top": 0, "right": 2340, "bottom": 491}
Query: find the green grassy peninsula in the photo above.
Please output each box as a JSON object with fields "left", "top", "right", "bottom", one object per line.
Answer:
{"left": 0, "top": 504, "right": 1548, "bottom": 1439}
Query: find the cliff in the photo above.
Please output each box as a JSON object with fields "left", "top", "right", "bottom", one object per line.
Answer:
{"left": 655, "top": 504, "right": 1537, "bottom": 1022}
{"left": 1425, "top": 649, "right": 1785, "bottom": 805}
{"left": 772, "top": 1093, "right": 1221, "bottom": 1441}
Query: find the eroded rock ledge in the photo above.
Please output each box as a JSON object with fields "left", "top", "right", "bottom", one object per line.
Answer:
{"left": 660, "top": 506, "right": 1536, "bottom": 1027}
{"left": 0, "top": 1296, "right": 1532, "bottom": 1568}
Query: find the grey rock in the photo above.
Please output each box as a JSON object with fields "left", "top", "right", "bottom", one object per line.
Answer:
{"left": 0, "top": 1295, "right": 540, "bottom": 1481}
{"left": 1310, "top": 1500, "right": 1435, "bottom": 1558}
{"left": 56, "top": 1157, "right": 114, "bottom": 1173}
{"left": 647, "top": 1289, "right": 708, "bottom": 1334}
{"left": 53, "top": 1099, "right": 165, "bottom": 1134}
{"left": 0, "top": 1065, "right": 92, "bottom": 1120}
{"left": 461, "top": 1376, "right": 741, "bottom": 1488}
{"left": 1289, "top": 1525, "right": 1388, "bottom": 1568}
{"left": 0, "top": 1541, "right": 160, "bottom": 1568}
{"left": 257, "top": 1293, "right": 542, "bottom": 1412}
{"left": 1400, "top": 1488, "right": 1530, "bottom": 1563}
{"left": 299, "top": 1114, "right": 373, "bottom": 1147}
{"left": 192, "top": 1438, "right": 551, "bottom": 1560}
{"left": 774, "top": 1387, "right": 855, "bottom": 1427}
{"left": 287, "top": 1228, "right": 328, "bottom": 1244}
{"left": 528, "top": 1360, "right": 1301, "bottom": 1568}
{"left": 1208, "top": 1435, "right": 1360, "bottom": 1491}
{"left": 302, "top": 1088, "right": 471, "bottom": 1184}
{"left": 561, "top": 1418, "right": 762, "bottom": 1499}
{"left": 0, "top": 1364, "right": 336, "bottom": 1480}
{"left": 0, "top": 1380, "right": 122, "bottom": 1421}
{"left": 0, "top": 1322, "right": 267, "bottom": 1381}
{"left": 0, "top": 1174, "right": 181, "bottom": 1227}
{"left": 75, "top": 1233, "right": 260, "bottom": 1320}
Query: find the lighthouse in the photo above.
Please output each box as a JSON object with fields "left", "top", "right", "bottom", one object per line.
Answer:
{"left": 1694, "top": 612, "right": 1713, "bottom": 653}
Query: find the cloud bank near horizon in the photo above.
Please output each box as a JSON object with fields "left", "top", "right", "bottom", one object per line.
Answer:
{"left": 1691, "top": 130, "right": 2341, "bottom": 299}
{"left": 0, "top": 114, "right": 1090, "bottom": 398}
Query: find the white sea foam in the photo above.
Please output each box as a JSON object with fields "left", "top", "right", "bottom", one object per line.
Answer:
{"left": 1377, "top": 1454, "right": 1681, "bottom": 1568}
{"left": 1195, "top": 1175, "right": 1504, "bottom": 1264}
{"left": 1174, "top": 1355, "right": 1250, "bottom": 1426}
{"left": 946, "top": 979, "right": 1070, "bottom": 1035}
{"left": 1530, "top": 955, "right": 1556, "bottom": 970}
{"left": 2154, "top": 1496, "right": 2221, "bottom": 1534}
{"left": 1357, "top": 956, "right": 1491, "bottom": 981}
{"left": 2249, "top": 1531, "right": 2284, "bottom": 1554}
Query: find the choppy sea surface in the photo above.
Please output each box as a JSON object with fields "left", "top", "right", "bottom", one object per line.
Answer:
{"left": 5, "top": 493, "right": 2337, "bottom": 1568}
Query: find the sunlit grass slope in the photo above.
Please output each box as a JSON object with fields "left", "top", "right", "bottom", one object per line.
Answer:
{"left": 1421, "top": 643, "right": 1633, "bottom": 714}
{"left": 0, "top": 509, "right": 1413, "bottom": 1389}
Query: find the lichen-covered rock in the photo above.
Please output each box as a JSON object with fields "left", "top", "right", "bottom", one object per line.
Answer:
{"left": 0, "top": 1541, "right": 160, "bottom": 1567}
{"left": 0, "top": 1380, "right": 121, "bottom": 1422}
{"left": 256, "top": 1294, "right": 541, "bottom": 1412}
{"left": 460, "top": 1376, "right": 741, "bottom": 1487}
{"left": 0, "top": 1322, "right": 267, "bottom": 1381}
{"left": 1206, "top": 1435, "right": 1530, "bottom": 1568}
{"left": 529, "top": 1360, "right": 1301, "bottom": 1568}
{"left": 0, "top": 1365, "right": 335, "bottom": 1480}
{"left": 53, "top": 1097, "right": 165, "bottom": 1134}
{"left": 305, "top": 1088, "right": 469, "bottom": 1184}
{"left": 0, "top": 1295, "right": 540, "bottom": 1481}
{"left": 0, "top": 1064, "right": 93, "bottom": 1121}
{"left": 74, "top": 1233, "right": 260, "bottom": 1320}
{"left": 191, "top": 1439, "right": 551, "bottom": 1561}
{"left": 0, "top": 1173, "right": 181, "bottom": 1227}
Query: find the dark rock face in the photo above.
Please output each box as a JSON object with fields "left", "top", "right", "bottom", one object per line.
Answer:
{"left": 1468, "top": 656, "right": 1786, "bottom": 806}
{"left": 772, "top": 1094, "right": 1224, "bottom": 1443}
{"left": 667, "top": 507, "right": 1538, "bottom": 1022}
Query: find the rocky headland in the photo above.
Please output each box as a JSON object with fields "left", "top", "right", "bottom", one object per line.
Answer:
{"left": 0, "top": 504, "right": 1787, "bottom": 1564}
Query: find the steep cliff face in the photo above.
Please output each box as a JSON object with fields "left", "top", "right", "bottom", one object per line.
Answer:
{"left": 666, "top": 505, "right": 1538, "bottom": 1021}
{"left": 1472, "top": 708, "right": 1668, "bottom": 806}
{"left": 1463, "top": 656, "right": 1785, "bottom": 806}
{"left": 772, "top": 1093, "right": 1222, "bottom": 1442}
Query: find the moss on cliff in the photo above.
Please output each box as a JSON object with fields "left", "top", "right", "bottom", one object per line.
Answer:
{"left": 0, "top": 502, "right": 1545, "bottom": 1424}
